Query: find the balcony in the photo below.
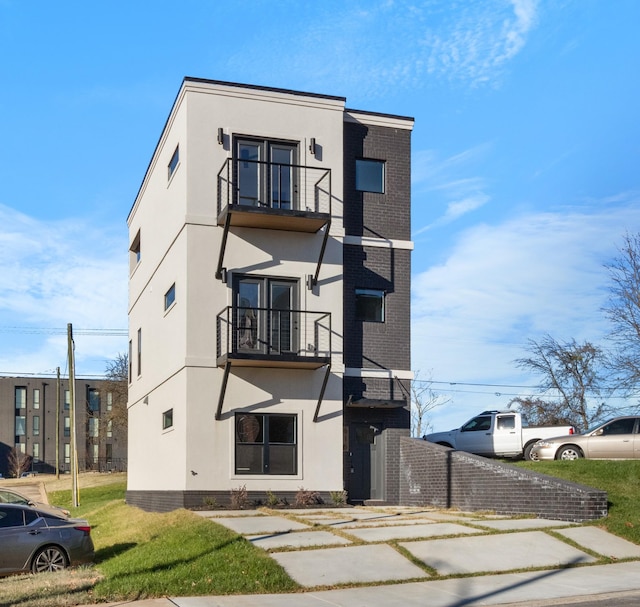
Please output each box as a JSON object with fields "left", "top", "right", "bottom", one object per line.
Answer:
{"left": 217, "top": 158, "right": 331, "bottom": 231}
{"left": 216, "top": 306, "right": 331, "bottom": 369}
{"left": 215, "top": 159, "right": 332, "bottom": 286}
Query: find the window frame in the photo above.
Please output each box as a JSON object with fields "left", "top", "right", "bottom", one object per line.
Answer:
{"left": 355, "top": 288, "right": 385, "bottom": 322}
{"left": 164, "top": 283, "right": 176, "bottom": 311}
{"left": 162, "top": 408, "right": 174, "bottom": 431}
{"left": 355, "top": 158, "right": 385, "bottom": 193}
{"left": 234, "top": 412, "right": 297, "bottom": 475}
{"left": 168, "top": 145, "right": 180, "bottom": 181}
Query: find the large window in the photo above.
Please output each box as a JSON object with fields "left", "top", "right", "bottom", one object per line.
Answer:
{"left": 236, "top": 138, "right": 297, "bottom": 209}
{"left": 235, "top": 413, "right": 297, "bottom": 475}
{"left": 88, "top": 389, "right": 100, "bottom": 413}
{"left": 235, "top": 276, "right": 297, "bottom": 355}
{"left": 88, "top": 418, "right": 99, "bottom": 438}
{"left": 355, "top": 289, "right": 385, "bottom": 322}
{"left": 15, "top": 416, "right": 26, "bottom": 436}
{"left": 355, "top": 159, "right": 385, "bottom": 193}
{"left": 15, "top": 387, "right": 26, "bottom": 409}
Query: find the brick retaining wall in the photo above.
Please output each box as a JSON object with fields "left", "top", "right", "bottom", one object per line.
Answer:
{"left": 399, "top": 437, "right": 607, "bottom": 522}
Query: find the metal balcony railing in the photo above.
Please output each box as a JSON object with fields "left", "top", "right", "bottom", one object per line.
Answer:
{"left": 217, "top": 158, "right": 331, "bottom": 218}
{"left": 216, "top": 306, "right": 331, "bottom": 367}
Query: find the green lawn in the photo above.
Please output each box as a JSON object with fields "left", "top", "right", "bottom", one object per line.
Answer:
{"left": 2, "top": 462, "right": 639, "bottom": 606}
{"left": 516, "top": 459, "right": 640, "bottom": 544}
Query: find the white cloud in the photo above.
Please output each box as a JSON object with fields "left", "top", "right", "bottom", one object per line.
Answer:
{"left": 0, "top": 204, "right": 127, "bottom": 375}
{"left": 413, "top": 145, "right": 492, "bottom": 234}
{"left": 412, "top": 198, "right": 640, "bottom": 429}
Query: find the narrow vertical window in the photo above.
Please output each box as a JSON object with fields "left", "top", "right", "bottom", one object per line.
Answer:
{"left": 64, "top": 443, "right": 71, "bottom": 464}
{"left": 33, "top": 388, "right": 40, "bottom": 409}
{"left": 64, "top": 416, "right": 71, "bottom": 437}
{"left": 129, "top": 230, "right": 141, "bottom": 272}
{"left": 164, "top": 283, "right": 176, "bottom": 310}
{"left": 33, "top": 415, "right": 40, "bottom": 437}
{"left": 168, "top": 145, "right": 180, "bottom": 180}
{"left": 64, "top": 390, "right": 71, "bottom": 410}
{"left": 107, "top": 392, "right": 113, "bottom": 411}
{"left": 162, "top": 408, "right": 174, "bottom": 430}
{"left": 33, "top": 442, "right": 40, "bottom": 461}
{"left": 128, "top": 340, "right": 133, "bottom": 382}
{"left": 88, "top": 389, "right": 100, "bottom": 412}
{"left": 137, "top": 329, "right": 142, "bottom": 376}
{"left": 15, "top": 387, "right": 26, "bottom": 409}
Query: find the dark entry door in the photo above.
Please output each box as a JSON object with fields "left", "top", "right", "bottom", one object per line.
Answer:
{"left": 348, "top": 423, "right": 384, "bottom": 502}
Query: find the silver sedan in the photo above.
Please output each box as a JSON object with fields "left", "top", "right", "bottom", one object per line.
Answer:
{"left": 530, "top": 416, "right": 640, "bottom": 461}
{"left": 0, "top": 504, "right": 94, "bottom": 575}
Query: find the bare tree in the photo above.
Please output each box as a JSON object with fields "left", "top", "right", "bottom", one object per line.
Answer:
{"left": 604, "top": 232, "right": 640, "bottom": 394}
{"left": 507, "top": 396, "right": 573, "bottom": 427}
{"left": 510, "top": 335, "right": 610, "bottom": 431}
{"left": 8, "top": 448, "right": 32, "bottom": 478}
{"left": 103, "top": 352, "right": 128, "bottom": 436}
{"left": 411, "top": 372, "right": 450, "bottom": 437}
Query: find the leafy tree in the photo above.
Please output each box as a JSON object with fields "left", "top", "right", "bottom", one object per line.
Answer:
{"left": 604, "top": 232, "right": 640, "bottom": 394}
{"left": 411, "top": 372, "right": 450, "bottom": 437}
{"left": 8, "top": 448, "right": 32, "bottom": 478}
{"left": 510, "top": 335, "right": 610, "bottom": 431}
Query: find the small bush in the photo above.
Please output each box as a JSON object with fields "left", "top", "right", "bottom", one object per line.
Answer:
{"left": 230, "top": 485, "right": 249, "bottom": 509}
{"left": 266, "top": 490, "right": 281, "bottom": 508}
{"left": 294, "top": 487, "right": 322, "bottom": 507}
{"left": 330, "top": 490, "right": 347, "bottom": 506}
{"left": 202, "top": 496, "right": 219, "bottom": 509}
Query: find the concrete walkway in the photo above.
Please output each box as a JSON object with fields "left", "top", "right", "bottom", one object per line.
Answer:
{"left": 86, "top": 506, "right": 640, "bottom": 606}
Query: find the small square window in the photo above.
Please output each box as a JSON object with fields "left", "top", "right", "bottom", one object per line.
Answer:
{"left": 162, "top": 408, "right": 173, "bottom": 430}
{"left": 164, "top": 283, "right": 176, "bottom": 310}
{"left": 356, "top": 159, "right": 385, "bottom": 193}
{"left": 168, "top": 145, "right": 179, "bottom": 180}
{"left": 355, "top": 289, "right": 385, "bottom": 322}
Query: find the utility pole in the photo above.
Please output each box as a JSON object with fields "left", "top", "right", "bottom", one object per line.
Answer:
{"left": 56, "top": 367, "right": 60, "bottom": 480}
{"left": 68, "top": 323, "right": 79, "bottom": 507}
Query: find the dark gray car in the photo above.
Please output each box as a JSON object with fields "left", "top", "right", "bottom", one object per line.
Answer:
{"left": 0, "top": 504, "right": 94, "bottom": 575}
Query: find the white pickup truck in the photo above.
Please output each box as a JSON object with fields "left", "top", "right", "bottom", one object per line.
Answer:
{"left": 423, "top": 410, "right": 575, "bottom": 460}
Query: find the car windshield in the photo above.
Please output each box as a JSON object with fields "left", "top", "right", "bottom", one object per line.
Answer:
{"left": 585, "top": 418, "right": 615, "bottom": 434}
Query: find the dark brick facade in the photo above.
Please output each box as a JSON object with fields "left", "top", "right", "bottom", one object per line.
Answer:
{"left": 0, "top": 376, "right": 127, "bottom": 477}
{"left": 399, "top": 438, "right": 608, "bottom": 522}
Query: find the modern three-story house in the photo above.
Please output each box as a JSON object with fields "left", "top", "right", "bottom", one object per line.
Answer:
{"left": 126, "top": 78, "right": 413, "bottom": 511}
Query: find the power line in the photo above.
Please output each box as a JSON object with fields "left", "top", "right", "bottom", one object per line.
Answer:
{"left": 0, "top": 326, "right": 127, "bottom": 336}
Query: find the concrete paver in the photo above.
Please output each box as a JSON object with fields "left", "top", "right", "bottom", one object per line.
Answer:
{"left": 209, "top": 515, "right": 310, "bottom": 534}
{"left": 556, "top": 525, "right": 640, "bottom": 559}
{"left": 400, "top": 530, "right": 597, "bottom": 575}
{"left": 247, "top": 529, "right": 351, "bottom": 549}
{"left": 271, "top": 543, "right": 429, "bottom": 586}
{"left": 476, "top": 517, "right": 577, "bottom": 531}
{"left": 344, "top": 521, "right": 483, "bottom": 541}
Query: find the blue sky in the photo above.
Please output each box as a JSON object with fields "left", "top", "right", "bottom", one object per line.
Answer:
{"left": 1, "top": 0, "right": 639, "bottom": 430}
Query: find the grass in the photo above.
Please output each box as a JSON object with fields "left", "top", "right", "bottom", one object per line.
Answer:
{"left": 0, "top": 475, "right": 298, "bottom": 606}
{"left": 2, "top": 462, "right": 639, "bottom": 606}
{"left": 517, "top": 459, "right": 640, "bottom": 544}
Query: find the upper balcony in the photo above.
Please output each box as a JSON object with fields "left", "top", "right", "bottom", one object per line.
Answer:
{"left": 217, "top": 158, "right": 331, "bottom": 232}
{"left": 215, "top": 158, "right": 332, "bottom": 285}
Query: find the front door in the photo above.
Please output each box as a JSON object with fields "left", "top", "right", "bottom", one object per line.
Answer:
{"left": 348, "top": 423, "right": 384, "bottom": 502}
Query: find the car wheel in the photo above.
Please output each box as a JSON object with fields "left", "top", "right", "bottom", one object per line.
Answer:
{"left": 556, "top": 445, "right": 583, "bottom": 461}
{"left": 31, "top": 545, "right": 68, "bottom": 573}
{"left": 523, "top": 442, "right": 538, "bottom": 461}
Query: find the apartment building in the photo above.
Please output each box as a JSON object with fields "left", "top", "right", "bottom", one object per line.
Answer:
{"left": 0, "top": 376, "right": 127, "bottom": 478}
{"left": 126, "top": 78, "right": 413, "bottom": 511}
